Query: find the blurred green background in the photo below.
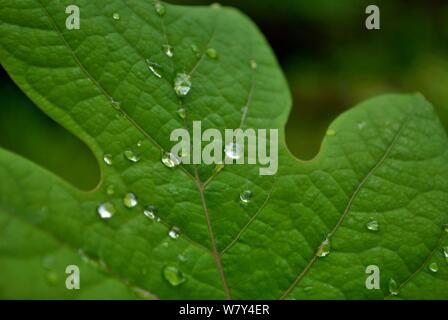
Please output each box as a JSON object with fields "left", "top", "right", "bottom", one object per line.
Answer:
{"left": 1, "top": 0, "right": 447, "bottom": 189}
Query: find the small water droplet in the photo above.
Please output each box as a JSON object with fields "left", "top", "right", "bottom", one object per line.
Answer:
{"left": 366, "top": 219, "right": 379, "bottom": 232}
{"left": 206, "top": 48, "right": 218, "bottom": 59}
{"left": 146, "top": 60, "right": 163, "bottom": 79}
{"left": 111, "top": 99, "right": 121, "bottom": 110}
{"left": 97, "top": 202, "right": 116, "bottom": 219}
{"left": 174, "top": 73, "right": 192, "bottom": 97}
{"left": 106, "top": 184, "right": 115, "bottom": 195}
{"left": 123, "top": 193, "right": 138, "bottom": 208}
{"left": 176, "top": 108, "right": 187, "bottom": 120}
{"left": 326, "top": 129, "right": 336, "bottom": 137}
{"left": 103, "top": 154, "right": 113, "bottom": 166}
{"left": 178, "top": 254, "right": 188, "bottom": 262}
{"left": 112, "top": 12, "right": 120, "bottom": 20}
{"left": 191, "top": 44, "right": 200, "bottom": 58}
{"left": 444, "top": 224, "right": 448, "bottom": 233}
{"left": 358, "top": 122, "right": 367, "bottom": 130}
{"left": 304, "top": 286, "right": 313, "bottom": 293}
{"left": 162, "top": 152, "right": 182, "bottom": 168}
{"left": 240, "top": 190, "right": 252, "bottom": 204}
{"left": 429, "top": 262, "right": 439, "bottom": 273}
{"left": 443, "top": 246, "right": 448, "bottom": 264}
{"left": 389, "top": 278, "right": 399, "bottom": 296}
{"left": 154, "top": 1, "right": 166, "bottom": 16}
{"left": 250, "top": 60, "right": 257, "bottom": 70}
{"left": 137, "top": 141, "right": 143, "bottom": 148}
{"left": 316, "top": 238, "right": 331, "bottom": 257}
{"left": 144, "top": 205, "right": 157, "bottom": 220}
{"left": 168, "top": 227, "right": 180, "bottom": 239}
{"left": 211, "top": 3, "right": 221, "bottom": 9}
{"left": 162, "top": 44, "right": 174, "bottom": 58}
{"left": 124, "top": 150, "right": 140, "bottom": 163}
{"left": 225, "top": 143, "right": 242, "bottom": 160}
{"left": 162, "top": 266, "right": 186, "bottom": 286}
{"left": 45, "top": 271, "right": 59, "bottom": 286}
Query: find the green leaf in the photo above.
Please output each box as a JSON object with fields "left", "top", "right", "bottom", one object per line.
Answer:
{"left": 1, "top": 0, "right": 448, "bottom": 300}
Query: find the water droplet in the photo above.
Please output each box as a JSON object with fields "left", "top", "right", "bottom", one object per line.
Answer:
{"left": 444, "top": 224, "right": 448, "bottom": 233}
{"left": 112, "top": 12, "right": 120, "bottom": 20}
{"left": 162, "top": 44, "right": 174, "bottom": 58}
{"left": 250, "top": 60, "right": 257, "bottom": 70}
{"left": 225, "top": 143, "right": 242, "bottom": 160}
{"left": 326, "top": 129, "right": 336, "bottom": 137}
{"left": 137, "top": 140, "right": 143, "bottom": 148}
{"left": 211, "top": 3, "right": 221, "bottom": 9}
{"left": 178, "top": 254, "right": 188, "bottom": 262}
{"left": 206, "top": 48, "right": 218, "bottom": 59}
{"left": 174, "top": 73, "right": 192, "bottom": 97}
{"left": 146, "top": 59, "right": 163, "bottom": 79}
{"left": 103, "top": 154, "right": 113, "bottom": 166}
{"left": 316, "top": 238, "right": 331, "bottom": 257}
{"left": 191, "top": 44, "right": 200, "bottom": 58}
{"left": 97, "top": 202, "right": 116, "bottom": 219}
{"left": 358, "top": 122, "right": 367, "bottom": 130}
{"left": 124, "top": 150, "right": 140, "bottom": 163}
{"left": 240, "top": 190, "right": 252, "bottom": 204}
{"left": 366, "top": 219, "right": 379, "bottom": 232}
{"left": 144, "top": 205, "right": 157, "bottom": 220}
{"left": 111, "top": 99, "right": 121, "bottom": 110}
{"left": 176, "top": 108, "right": 187, "bottom": 120}
{"left": 45, "top": 271, "right": 59, "bottom": 286}
{"left": 304, "top": 286, "right": 313, "bottom": 293}
{"left": 162, "top": 266, "right": 186, "bottom": 286}
{"left": 154, "top": 1, "right": 166, "bottom": 16}
{"left": 123, "top": 193, "right": 138, "bottom": 208}
{"left": 168, "top": 227, "right": 180, "bottom": 239}
{"left": 162, "top": 152, "right": 182, "bottom": 168}
{"left": 106, "top": 184, "right": 115, "bottom": 195}
{"left": 429, "top": 262, "right": 439, "bottom": 273}
{"left": 389, "top": 278, "right": 399, "bottom": 296}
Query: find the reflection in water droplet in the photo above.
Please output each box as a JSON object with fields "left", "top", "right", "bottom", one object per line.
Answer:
{"left": 144, "top": 205, "right": 157, "bottom": 220}
{"left": 168, "top": 227, "right": 180, "bottom": 240}
{"left": 366, "top": 219, "right": 379, "bottom": 232}
{"left": 124, "top": 150, "right": 140, "bottom": 163}
{"left": 112, "top": 13, "right": 120, "bottom": 20}
{"left": 106, "top": 184, "right": 115, "bottom": 195}
{"left": 326, "top": 129, "right": 336, "bottom": 137}
{"left": 103, "top": 154, "right": 113, "bottom": 166}
{"left": 97, "top": 202, "right": 116, "bottom": 219}
{"left": 206, "top": 48, "right": 218, "bottom": 59}
{"left": 316, "top": 238, "right": 331, "bottom": 258}
{"left": 240, "top": 190, "right": 252, "bottom": 204}
{"left": 429, "top": 262, "right": 439, "bottom": 273}
{"left": 162, "top": 152, "right": 182, "bottom": 168}
{"left": 389, "top": 278, "right": 399, "bottom": 296}
{"left": 123, "top": 193, "right": 138, "bottom": 208}
{"left": 146, "top": 60, "right": 163, "bottom": 79}
{"left": 154, "top": 1, "right": 166, "bottom": 16}
{"left": 162, "top": 44, "right": 174, "bottom": 58}
{"left": 225, "top": 143, "right": 242, "bottom": 160}
{"left": 176, "top": 108, "right": 187, "bottom": 120}
{"left": 162, "top": 266, "right": 186, "bottom": 286}
{"left": 174, "top": 73, "right": 192, "bottom": 97}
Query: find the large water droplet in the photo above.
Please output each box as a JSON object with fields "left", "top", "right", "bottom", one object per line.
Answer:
{"left": 123, "top": 193, "right": 138, "bottom": 208}
{"left": 162, "top": 152, "right": 182, "bottom": 168}
{"left": 366, "top": 219, "right": 379, "bottom": 232}
{"left": 143, "top": 205, "right": 157, "bottom": 220}
{"left": 112, "top": 12, "right": 120, "bottom": 20}
{"left": 97, "top": 202, "right": 116, "bottom": 219}
{"left": 225, "top": 143, "right": 242, "bottom": 160}
{"left": 162, "top": 44, "right": 174, "bottom": 58}
{"left": 206, "top": 48, "right": 218, "bottom": 59}
{"left": 176, "top": 108, "right": 187, "bottom": 120}
{"left": 162, "top": 266, "right": 186, "bottom": 286}
{"left": 240, "top": 190, "right": 252, "bottom": 204}
{"left": 326, "top": 129, "right": 336, "bottom": 137}
{"left": 389, "top": 278, "right": 399, "bottom": 296}
{"left": 124, "top": 150, "right": 140, "bottom": 163}
{"left": 154, "top": 1, "right": 166, "bottom": 16}
{"left": 316, "top": 238, "right": 331, "bottom": 258}
{"left": 168, "top": 227, "right": 180, "bottom": 240}
{"left": 146, "top": 60, "right": 163, "bottom": 79}
{"left": 429, "top": 262, "right": 439, "bottom": 273}
{"left": 103, "top": 154, "right": 113, "bottom": 166}
{"left": 174, "top": 73, "right": 192, "bottom": 97}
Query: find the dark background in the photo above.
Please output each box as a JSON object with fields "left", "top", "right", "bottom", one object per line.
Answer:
{"left": 1, "top": 0, "right": 447, "bottom": 189}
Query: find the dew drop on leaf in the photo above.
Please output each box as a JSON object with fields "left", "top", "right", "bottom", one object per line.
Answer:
{"left": 444, "top": 224, "right": 448, "bottom": 233}
{"left": 326, "top": 129, "right": 336, "bottom": 137}
{"left": 211, "top": 3, "right": 221, "bottom": 9}
{"left": 112, "top": 12, "right": 120, "bottom": 20}
{"left": 206, "top": 48, "right": 218, "bottom": 59}
{"left": 429, "top": 262, "right": 439, "bottom": 273}
{"left": 240, "top": 190, "right": 252, "bottom": 204}
{"left": 191, "top": 44, "right": 200, "bottom": 58}
{"left": 358, "top": 122, "right": 367, "bottom": 130}
{"left": 162, "top": 44, "right": 174, "bottom": 58}
{"left": 389, "top": 278, "right": 399, "bottom": 296}
{"left": 366, "top": 219, "right": 379, "bottom": 232}
{"left": 176, "top": 108, "right": 187, "bottom": 120}
{"left": 154, "top": 1, "right": 166, "bottom": 16}
{"left": 316, "top": 238, "right": 331, "bottom": 258}
{"left": 174, "top": 73, "right": 192, "bottom": 97}
{"left": 97, "top": 202, "right": 116, "bottom": 219}
{"left": 103, "top": 154, "right": 113, "bottom": 166}
{"left": 161, "top": 152, "right": 182, "bottom": 168}
{"left": 124, "top": 150, "right": 140, "bottom": 163}
{"left": 111, "top": 99, "right": 121, "bottom": 110}
{"left": 45, "top": 271, "right": 59, "bottom": 286}
{"left": 443, "top": 246, "right": 448, "bottom": 264}
{"left": 146, "top": 60, "right": 163, "bottom": 79}
{"left": 304, "top": 286, "right": 313, "bottom": 293}
{"left": 106, "top": 184, "right": 115, "bottom": 195}
{"left": 123, "top": 193, "right": 138, "bottom": 208}
{"left": 162, "top": 266, "right": 186, "bottom": 286}
{"left": 168, "top": 227, "right": 180, "bottom": 240}
{"left": 144, "top": 205, "right": 157, "bottom": 220}
{"left": 178, "top": 254, "right": 188, "bottom": 262}
{"left": 250, "top": 60, "right": 257, "bottom": 70}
